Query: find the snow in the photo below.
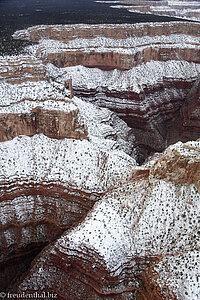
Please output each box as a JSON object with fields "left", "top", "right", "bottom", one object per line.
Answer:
{"left": 0, "top": 55, "right": 137, "bottom": 156}
{"left": 107, "top": 1, "right": 200, "bottom": 22}
{"left": 1, "top": 21, "right": 200, "bottom": 298}
{"left": 154, "top": 251, "right": 200, "bottom": 300}
{"left": 0, "top": 134, "right": 136, "bottom": 194}
{"left": 46, "top": 61, "right": 200, "bottom": 94}
{"left": 49, "top": 138, "right": 200, "bottom": 299}
{"left": 166, "top": 139, "right": 200, "bottom": 159}
{"left": 25, "top": 33, "right": 200, "bottom": 57}
{"left": 68, "top": 199, "right": 133, "bottom": 270}
{"left": 0, "top": 81, "right": 75, "bottom": 113}
{"left": 72, "top": 96, "right": 136, "bottom": 155}
{"left": 57, "top": 173, "right": 200, "bottom": 275}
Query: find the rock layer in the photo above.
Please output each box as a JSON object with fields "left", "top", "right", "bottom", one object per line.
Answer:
{"left": 0, "top": 133, "right": 135, "bottom": 290}
{"left": 0, "top": 22, "right": 199, "bottom": 299}
{"left": 13, "top": 22, "right": 200, "bottom": 161}
{"left": 0, "top": 108, "right": 88, "bottom": 142}
{"left": 0, "top": 54, "right": 136, "bottom": 290}
{"left": 13, "top": 140, "right": 200, "bottom": 300}
{"left": 13, "top": 22, "right": 200, "bottom": 43}
{"left": 0, "top": 55, "right": 48, "bottom": 84}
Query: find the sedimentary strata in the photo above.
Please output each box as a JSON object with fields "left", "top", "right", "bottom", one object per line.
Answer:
{"left": 13, "top": 22, "right": 200, "bottom": 161}
{"left": 14, "top": 140, "right": 200, "bottom": 300}
{"left": 0, "top": 54, "right": 136, "bottom": 290}
{"left": 0, "top": 21, "right": 199, "bottom": 299}
{"left": 0, "top": 55, "right": 48, "bottom": 84}
{"left": 0, "top": 55, "right": 136, "bottom": 154}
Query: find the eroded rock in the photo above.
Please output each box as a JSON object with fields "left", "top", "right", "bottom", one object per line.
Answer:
{"left": 13, "top": 140, "right": 200, "bottom": 299}
{"left": 13, "top": 22, "right": 200, "bottom": 161}
{"left": 0, "top": 22, "right": 199, "bottom": 299}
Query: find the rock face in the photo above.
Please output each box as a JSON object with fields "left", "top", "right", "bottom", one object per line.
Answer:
{"left": 151, "top": 140, "right": 200, "bottom": 189}
{"left": 0, "top": 107, "right": 88, "bottom": 142}
{"left": 99, "top": 0, "right": 200, "bottom": 22}
{"left": 0, "top": 56, "right": 48, "bottom": 84}
{"left": 11, "top": 140, "right": 200, "bottom": 300}
{"left": 13, "top": 22, "right": 200, "bottom": 161}
{"left": 13, "top": 22, "right": 200, "bottom": 68}
{"left": 0, "top": 22, "right": 199, "bottom": 299}
{"left": 0, "top": 55, "right": 136, "bottom": 154}
{"left": 0, "top": 54, "right": 137, "bottom": 291}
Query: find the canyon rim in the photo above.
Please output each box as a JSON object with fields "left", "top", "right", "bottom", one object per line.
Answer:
{"left": 0, "top": 1, "right": 200, "bottom": 299}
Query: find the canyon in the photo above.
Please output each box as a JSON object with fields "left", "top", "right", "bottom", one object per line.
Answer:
{"left": 13, "top": 22, "right": 200, "bottom": 161}
{"left": 0, "top": 21, "right": 199, "bottom": 299}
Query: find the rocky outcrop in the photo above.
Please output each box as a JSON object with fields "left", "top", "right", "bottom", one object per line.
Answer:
{"left": 151, "top": 140, "right": 200, "bottom": 190}
{"left": 0, "top": 108, "right": 88, "bottom": 142}
{"left": 11, "top": 139, "right": 200, "bottom": 300}
{"left": 0, "top": 22, "right": 199, "bottom": 299}
{"left": 13, "top": 22, "right": 200, "bottom": 161}
{"left": 0, "top": 54, "right": 137, "bottom": 290}
{"left": 0, "top": 55, "right": 48, "bottom": 84}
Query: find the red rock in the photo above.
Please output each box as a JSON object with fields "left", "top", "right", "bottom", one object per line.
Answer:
{"left": 0, "top": 22, "right": 199, "bottom": 299}
{"left": 13, "top": 22, "right": 200, "bottom": 161}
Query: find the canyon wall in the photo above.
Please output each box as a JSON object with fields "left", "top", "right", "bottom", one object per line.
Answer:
{"left": 0, "top": 21, "right": 199, "bottom": 299}
{"left": 10, "top": 139, "right": 200, "bottom": 300}
{"left": 0, "top": 55, "right": 136, "bottom": 291}
{"left": 13, "top": 22, "right": 200, "bottom": 43}
{"left": 14, "top": 22, "right": 200, "bottom": 161}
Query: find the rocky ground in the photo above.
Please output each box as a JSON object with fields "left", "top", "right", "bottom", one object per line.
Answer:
{"left": 0, "top": 22, "right": 199, "bottom": 299}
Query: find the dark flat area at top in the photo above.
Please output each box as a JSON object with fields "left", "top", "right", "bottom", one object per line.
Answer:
{"left": 0, "top": 0, "right": 186, "bottom": 55}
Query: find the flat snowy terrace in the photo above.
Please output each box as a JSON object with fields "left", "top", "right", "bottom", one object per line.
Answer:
{"left": 24, "top": 34, "right": 200, "bottom": 56}
{"left": 0, "top": 81, "right": 75, "bottom": 114}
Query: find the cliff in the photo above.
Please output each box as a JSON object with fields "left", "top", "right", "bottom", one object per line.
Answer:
{"left": 0, "top": 22, "right": 199, "bottom": 299}
{"left": 13, "top": 22, "right": 200, "bottom": 162}
{"left": 0, "top": 54, "right": 136, "bottom": 291}
{"left": 9, "top": 139, "right": 200, "bottom": 300}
